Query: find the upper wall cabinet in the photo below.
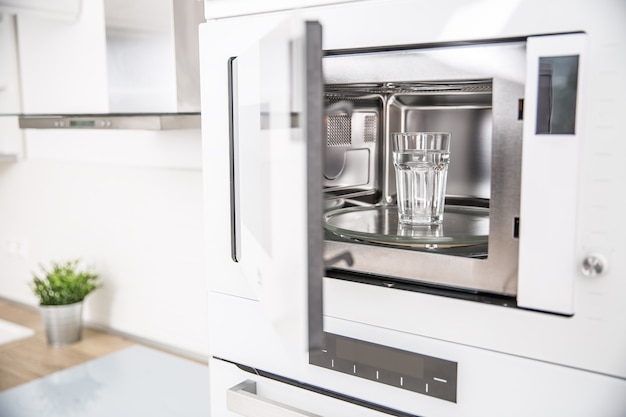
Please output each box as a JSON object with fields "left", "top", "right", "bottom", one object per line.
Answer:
{"left": 0, "top": 0, "right": 81, "bottom": 21}
{"left": 0, "top": 13, "right": 22, "bottom": 159}
{"left": 0, "top": 13, "right": 19, "bottom": 111}
{"left": 105, "top": 0, "right": 171, "bottom": 33}
{"left": 13, "top": 0, "right": 203, "bottom": 116}
{"left": 203, "top": 0, "right": 363, "bottom": 19}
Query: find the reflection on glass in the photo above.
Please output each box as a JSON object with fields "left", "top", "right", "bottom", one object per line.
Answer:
{"left": 397, "top": 223, "right": 444, "bottom": 239}
{"left": 536, "top": 55, "right": 579, "bottom": 134}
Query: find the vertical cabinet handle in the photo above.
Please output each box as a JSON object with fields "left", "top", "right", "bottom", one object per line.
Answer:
{"left": 228, "top": 57, "right": 242, "bottom": 263}
{"left": 227, "top": 380, "right": 323, "bottom": 417}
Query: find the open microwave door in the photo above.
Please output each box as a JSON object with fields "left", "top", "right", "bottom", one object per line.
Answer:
{"left": 229, "top": 17, "right": 324, "bottom": 353}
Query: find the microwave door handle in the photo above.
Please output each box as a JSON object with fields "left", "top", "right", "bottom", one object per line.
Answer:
{"left": 228, "top": 380, "right": 323, "bottom": 417}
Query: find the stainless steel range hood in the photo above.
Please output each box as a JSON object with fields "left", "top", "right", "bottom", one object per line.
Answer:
{"left": 17, "top": 0, "right": 204, "bottom": 130}
{"left": 18, "top": 112, "right": 200, "bottom": 130}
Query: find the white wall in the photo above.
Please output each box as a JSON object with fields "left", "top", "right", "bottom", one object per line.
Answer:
{"left": 0, "top": 155, "right": 208, "bottom": 357}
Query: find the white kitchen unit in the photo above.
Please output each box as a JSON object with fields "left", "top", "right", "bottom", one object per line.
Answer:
{"left": 200, "top": 0, "right": 626, "bottom": 416}
{"left": 0, "top": 12, "right": 22, "bottom": 159}
{"left": 15, "top": 0, "right": 203, "bottom": 116}
{"left": 203, "top": 0, "right": 365, "bottom": 19}
{"left": 0, "top": 0, "right": 80, "bottom": 21}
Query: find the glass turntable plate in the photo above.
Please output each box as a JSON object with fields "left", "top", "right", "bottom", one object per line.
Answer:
{"left": 324, "top": 205, "right": 489, "bottom": 248}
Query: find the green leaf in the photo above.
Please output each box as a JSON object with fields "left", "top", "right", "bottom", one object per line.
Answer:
{"left": 30, "top": 259, "right": 102, "bottom": 305}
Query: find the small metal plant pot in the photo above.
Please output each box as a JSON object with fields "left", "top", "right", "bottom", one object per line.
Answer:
{"left": 40, "top": 301, "right": 84, "bottom": 346}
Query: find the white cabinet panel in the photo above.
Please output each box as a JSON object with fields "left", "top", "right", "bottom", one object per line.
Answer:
{"left": 0, "top": 13, "right": 22, "bottom": 159}
{"left": 16, "top": 0, "right": 109, "bottom": 114}
{"left": 0, "top": 0, "right": 80, "bottom": 21}
{"left": 203, "top": 0, "right": 364, "bottom": 19}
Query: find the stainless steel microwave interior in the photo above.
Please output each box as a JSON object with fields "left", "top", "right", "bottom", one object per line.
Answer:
{"left": 322, "top": 41, "right": 526, "bottom": 297}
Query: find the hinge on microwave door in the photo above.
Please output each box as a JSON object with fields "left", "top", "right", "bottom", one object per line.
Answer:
{"left": 518, "top": 99, "right": 524, "bottom": 120}
{"left": 259, "top": 110, "right": 300, "bottom": 129}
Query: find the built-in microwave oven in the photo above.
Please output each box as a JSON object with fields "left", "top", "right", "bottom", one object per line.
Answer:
{"left": 229, "top": 26, "right": 585, "bottom": 319}
{"left": 201, "top": 1, "right": 626, "bottom": 415}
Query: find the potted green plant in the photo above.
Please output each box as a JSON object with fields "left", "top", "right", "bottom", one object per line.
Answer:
{"left": 30, "top": 259, "right": 102, "bottom": 346}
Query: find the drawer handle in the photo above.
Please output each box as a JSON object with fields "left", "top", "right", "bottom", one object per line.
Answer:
{"left": 227, "top": 380, "right": 323, "bottom": 417}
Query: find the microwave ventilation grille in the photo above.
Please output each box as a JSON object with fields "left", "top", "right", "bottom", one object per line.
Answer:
{"left": 364, "top": 115, "right": 377, "bottom": 142}
{"left": 327, "top": 115, "right": 352, "bottom": 147}
{"left": 325, "top": 97, "right": 379, "bottom": 147}
{"left": 326, "top": 96, "right": 353, "bottom": 147}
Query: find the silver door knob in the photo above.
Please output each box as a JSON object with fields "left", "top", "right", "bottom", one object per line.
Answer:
{"left": 581, "top": 255, "right": 606, "bottom": 277}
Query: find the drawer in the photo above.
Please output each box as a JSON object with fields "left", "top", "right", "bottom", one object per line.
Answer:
{"left": 210, "top": 357, "right": 402, "bottom": 417}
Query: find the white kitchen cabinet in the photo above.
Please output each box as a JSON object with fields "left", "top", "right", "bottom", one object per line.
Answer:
{"left": 203, "top": 0, "right": 364, "bottom": 19}
{"left": 15, "top": 0, "right": 201, "bottom": 115}
{"left": 0, "top": 0, "right": 80, "bottom": 21}
{"left": 16, "top": 1, "right": 109, "bottom": 114}
{"left": 0, "top": 13, "right": 22, "bottom": 160}
{"left": 202, "top": 0, "right": 626, "bottom": 415}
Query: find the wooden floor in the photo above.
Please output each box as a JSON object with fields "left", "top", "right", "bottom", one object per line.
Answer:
{"left": 0, "top": 298, "right": 137, "bottom": 392}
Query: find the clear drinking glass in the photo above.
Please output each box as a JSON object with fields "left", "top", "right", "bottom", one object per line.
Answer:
{"left": 392, "top": 132, "right": 451, "bottom": 225}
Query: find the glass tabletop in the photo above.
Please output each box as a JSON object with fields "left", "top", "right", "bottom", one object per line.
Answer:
{"left": 324, "top": 205, "right": 489, "bottom": 248}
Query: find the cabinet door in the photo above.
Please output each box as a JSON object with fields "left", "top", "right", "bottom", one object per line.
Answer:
{"left": 0, "top": 0, "right": 80, "bottom": 20}
{"left": 203, "top": 0, "right": 365, "bottom": 20}
{"left": 229, "top": 17, "right": 324, "bottom": 352}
